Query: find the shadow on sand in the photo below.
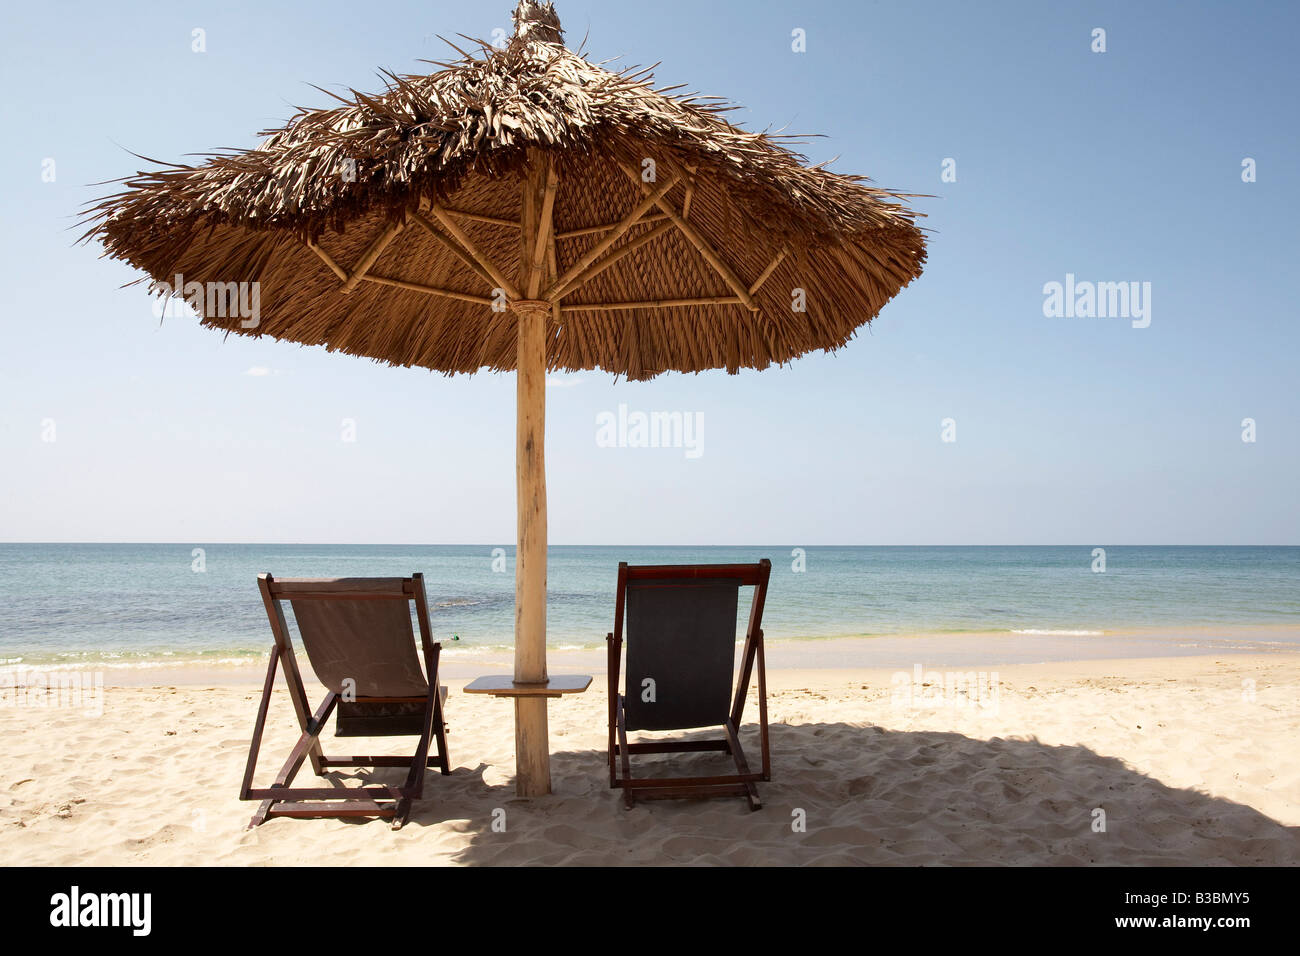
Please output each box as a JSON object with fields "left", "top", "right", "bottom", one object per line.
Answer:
{"left": 345, "top": 722, "right": 1300, "bottom": 865}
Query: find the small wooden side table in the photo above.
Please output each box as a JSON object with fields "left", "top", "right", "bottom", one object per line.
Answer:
{"left": 463, "top": 674, "right": 593, "bottom": 698}
{"left": 463, "top": 674, "right": 593, "bottom": 796}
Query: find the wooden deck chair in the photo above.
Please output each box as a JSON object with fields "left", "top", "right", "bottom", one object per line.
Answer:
{"left": 607, "top": 559, "right": 772, "bottom": 811}
{"left": 240, "top": 573, "right": 451, "bottom": 829}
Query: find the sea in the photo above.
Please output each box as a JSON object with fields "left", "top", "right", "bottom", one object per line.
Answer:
{"left": 1, "top": 544, "right": 1297, "bottom": 672}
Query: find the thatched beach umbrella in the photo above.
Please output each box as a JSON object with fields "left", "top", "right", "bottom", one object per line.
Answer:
{"left": 85, "top": 0, "right": 925, "bottom": 796}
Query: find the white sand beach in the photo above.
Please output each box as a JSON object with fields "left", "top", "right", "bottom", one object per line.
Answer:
{"left": 2, "top": 650, "right": 1297, "bottom": 866}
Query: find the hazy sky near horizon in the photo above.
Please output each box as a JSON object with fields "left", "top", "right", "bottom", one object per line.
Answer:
{"left": 1, "top": 0, "right": 1296, "bottom": 545}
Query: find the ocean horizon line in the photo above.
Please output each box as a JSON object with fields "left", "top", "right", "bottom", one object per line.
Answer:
{"left": 4, "top": 542, "right": 1300, "bottom": 548}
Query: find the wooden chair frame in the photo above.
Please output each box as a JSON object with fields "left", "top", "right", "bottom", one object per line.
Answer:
{"left": 607, "top": 560, "right": 771, "bottom": 811}
{"left": 240, "top": 573, "right": 451, "bottom": 829}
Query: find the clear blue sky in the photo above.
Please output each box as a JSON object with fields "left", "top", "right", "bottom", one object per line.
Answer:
{"left": 1, "top": 0, "right": 1296, "bottom": 544}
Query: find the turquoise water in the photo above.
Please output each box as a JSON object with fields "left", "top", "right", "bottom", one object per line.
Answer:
{"left": 0, "top": 544, "right": 1297, "bottom": 668}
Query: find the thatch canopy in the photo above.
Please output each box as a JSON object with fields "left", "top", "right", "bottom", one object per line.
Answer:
{"left": 84, "top": 0, "right": 925, "bottom": 380}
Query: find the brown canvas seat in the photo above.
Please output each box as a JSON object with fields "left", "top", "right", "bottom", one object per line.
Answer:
{"left": 607, "top": 560, "right": 771, "bottom": 810}
{"left": 239, "top": 573, "right": 451, "bottom": 829}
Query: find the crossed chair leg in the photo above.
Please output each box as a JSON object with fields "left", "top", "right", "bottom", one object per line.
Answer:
{"left": 609, "top": 631, "right": 771, "bottom": 812}
{"left": 240, "top": 648, "right": 451, "bottom": 830}
{"left": 614, "top": 701, "right": 765, "bottom": 810}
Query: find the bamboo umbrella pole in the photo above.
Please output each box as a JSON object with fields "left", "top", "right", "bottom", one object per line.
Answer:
{"left": 513, "top": 296, "right": 550, "bottom": 796}
{"left": 510, "top": 153, "right": 555, "bottom": 797}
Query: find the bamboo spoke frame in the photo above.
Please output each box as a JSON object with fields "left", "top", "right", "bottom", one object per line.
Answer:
{"left": 541, "top": 172, "right": 681, "bottom": 300}
{"left": 555, "top": 211, "right": 668, "bottom": 239}
{"left": 617, "top": 162, "right": 758, "bottom": 311}
{"left": 299, "top": 157, "right": 778, "bottom": 317}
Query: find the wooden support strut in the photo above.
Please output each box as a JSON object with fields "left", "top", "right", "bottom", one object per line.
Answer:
{"left": 681, "top": 164, "right": 697, "bottom": 220}
{"left": 749, "top": 247, "right": 788, "bottom": 296}
{"left": 301, "top": 213, "right": 406, "bottom": 293}
{"left": 556, "top": 212, "right": 668, "bottom": 240}
{"left": 341, "top": 218, "right": 406, "bottom": 293}
{"left": 300, "top": 196, "right": 538, "bottom": 314}
{"left": 551, "top": 220, "right": 675, "bottom": 301}
{"left": 542, "top": 173, "right": 680, "bottom": 301}
{"left": 437, "top": 208, "right": 519, "bottom": 229}
{"left": 618, "top": 162, "right": 759, "bottom": 312}
{"left": 562, "top": 296, "right": 743, "bottom": 312}
{"left": 304, "top": 239, "right": 347, "bottom": 282}
{"left": 408, "top": 208, "right": 501, "bottom": 292}
{"left": 527, "top": 165, "right": 559, "bottom": 300}
{"left": 428, "top": 201, "right": 522, "bottom": 302}
{"left": 358, "top": 274, "right": 494, "bottom": 306}
{"left": 301, "top": 165, "right": 775, "bottom": 319}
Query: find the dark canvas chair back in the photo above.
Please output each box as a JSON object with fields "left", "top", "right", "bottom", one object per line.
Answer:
{"left": 607, "top": 559, "right": 773, "bottom": 810}
{"left": 290, "top": 596, "right": 428, "bottom": 698}
{"left": 623, "top": 578, "right": 740, "bottom": 732}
